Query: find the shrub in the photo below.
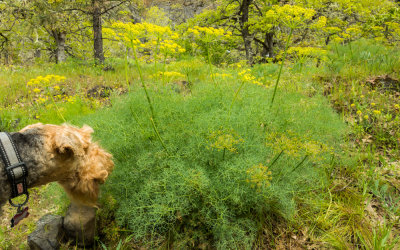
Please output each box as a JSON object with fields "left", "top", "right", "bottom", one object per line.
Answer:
{"left": 79, "top": 81, "right": 346, "bottom": 248}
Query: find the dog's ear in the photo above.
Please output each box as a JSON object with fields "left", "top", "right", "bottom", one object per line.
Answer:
{"left": 80, "top": 125, "right": 94, "bottom": 135}
{"left": 53, "top": 126, "right": 92, "bottom": 157}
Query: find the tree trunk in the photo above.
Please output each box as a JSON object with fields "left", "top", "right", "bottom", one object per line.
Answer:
{"left": 262, "top": 31, "right": 274, "bottom": 59}
{"left": 92, "top": 0, "right": 105, "bottom": 64}
{"left": 34, "top": 49, "right": 41, "bottom": 59}
{"left": 240, "top": 0, "right": 253, "bottom": 64}
{"left": 54, "top": 31, "right": 66, "bottom": 63}
{"left": 2, "top": 36, "right": 10, "bottom": 65}
{"left": 4, "top": 44, "right": 9, "bottom": 65}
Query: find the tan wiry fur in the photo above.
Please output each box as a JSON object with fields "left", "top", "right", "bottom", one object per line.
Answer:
{"left": 6, "top": 123, "right": 114, "bottom": 207}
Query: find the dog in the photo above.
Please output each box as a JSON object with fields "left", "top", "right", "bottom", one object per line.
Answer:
{"left": 0, "top": 123, "right": 114, "bottom": 211}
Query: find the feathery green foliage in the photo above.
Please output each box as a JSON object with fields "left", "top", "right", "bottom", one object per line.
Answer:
{"left": 79, "top": 80, "right": 346, "bottom": 248}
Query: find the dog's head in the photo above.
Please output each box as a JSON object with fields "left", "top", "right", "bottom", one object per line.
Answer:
{"left": 21, "top": 123, "right": 114, "bottom": 207}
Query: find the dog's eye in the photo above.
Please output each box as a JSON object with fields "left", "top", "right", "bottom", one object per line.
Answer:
{"left": 94, "top": 178, "right": 105, "bottom": 184}
{"left": 56, "top": 147, "right": 73, "bottom": 157}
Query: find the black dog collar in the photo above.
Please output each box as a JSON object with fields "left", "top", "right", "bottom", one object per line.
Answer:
{"left": 0, "top": 132, "right": 29, "bottom": 207}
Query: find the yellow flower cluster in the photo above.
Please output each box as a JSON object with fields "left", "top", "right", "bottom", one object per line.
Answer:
{"left": 310, "top": 16, "right": 327, "bottom": 29}
{"left": 251, "top": 4, "right": 319, "bottom": 33}
{"left": 213, "top": 73, "right": 233, "bottom": 79}
{"left": 324, "top": 26, "right": 342, "bottom": 34}
{"left": 246, "top": 163, "right": 272, "bottom": 192}
{"left": 154, "top": 71, "right": 185, "bottom": 79}
{"left": 332, "top": 36, "right": 345, "bottom": 44}
{"left": 185, "top": 26, "right": 232, "bottom": 47}
{"left": 27, "top": 74, "right": 66, "bottom": 86}
{"left": 328, "top": 25, "right": 362, "bottom": 43}
{"left": 265, "top": 129, "right": 331, "bottom": 161}
{"left": 110, "top": 22, "right": 169, "bottom": 45}
{"left": 238, "top": 69, "right": 263, "bottom": 86}
{"left": 37, "top": 96, "right": 48, "bottom": 104}
{"left": 108, "top": 21, "right": 185, "bottom": 57}
{"left": 229, "top": 61, "right": 247, "bottom": 69}
{"left": 159, "top": 39, "right": 185, "bottom": 55}
{"left": 107, "top": 22, "right": 141, "bottom": 46}
{"left": 188, "top": 26, "right": 231, "bottom": 37}
{"left": 209, "top": 129, "right": 243, "bottom": 153}
{"left": 269, "top": 4, "right": 316, "bottom": 28}
{"left": 66, "top": 96, "right": 76, "bottom": 104}
{"left": 354, "top": 100, "right": 387, "bottom": 121}
{"left": 345, "top": 26, "right": 362, "bottom": 38}
{"left": 25, "top": 74, "right": 79, "bottom": 107}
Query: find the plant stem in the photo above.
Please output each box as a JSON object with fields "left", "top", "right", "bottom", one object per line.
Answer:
{"left": 207, "top": 45, "right": 216, "bottom": 85}
{"left": 132, "top": 43, "right": 156, "bottom": 121}
{"left": 150, "top": 117, "right": 170, "bottom": 155}
{"left": 289, "top": 154, "right": 309, "bottom": 175}
{"left": 276, "top": 154, "right": 308, "bottom": 183}
{"left": 154, "top": 37, "right": 160, "bottom": 70}
{"left": 125, "top": 48, "right": 130, "bottom": 92}
{"left": 131, "top": 42, "right": 169, "bottom": 155}
{"left": 270, "top": 28, "right": 293, "bottom": 108}
{"left": 163, "top": 52, "right": 167, "bottom": 85}
{"left": 49, "top": 93, "right": 66, "bottom": 123}
{"left": 228, "top": 80, "right": 245, "bottom": 118}
{"left": 268, "top": 150, "right": 284, "bottom": 170}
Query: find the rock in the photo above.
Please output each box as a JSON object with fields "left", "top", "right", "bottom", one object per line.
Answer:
{"left": 28, "top": 214, "right": 64, "bottom": 250}
{"left": 63, "top": 203, "right": 97, "bottom": 247}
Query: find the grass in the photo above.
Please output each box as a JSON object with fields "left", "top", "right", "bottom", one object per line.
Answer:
{"left": 0, "top": 183, "right": 67, "bottom": 249}
{"left": 0, "top": 39, "right": 400, "bottom": 248}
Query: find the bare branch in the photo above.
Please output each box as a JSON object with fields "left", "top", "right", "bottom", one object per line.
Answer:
{"left": 100, "top": 0, "right": 130, "bottom": 15}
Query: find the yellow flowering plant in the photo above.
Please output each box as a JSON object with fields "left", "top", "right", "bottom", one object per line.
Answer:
{"left": 208, "top": 129, "right": 244, "bottom": 160}
{"left": 158, "top": 39, "right": 185, "bottom": 84}
{"left": 107, "top": 21, "right": 184, "bottom": 61}
{"left": 268, "top": 5, "right": 325, "bottom": 107}
{"left": 238, "top": 69, "right": 263, "bottom": 86}
{"left": 186, "top": 26, "right": 232, "bottom": 44}
{"left": 108, "top": 21, "right": 185, "bottom": 85}
{"left": 26, "top": 74, "right": 67, "bottom": 122}
{"left": 152, "top": 71, "right": 186, "bottom": 83}
{"left": 185, "top": 26, "right": 232, "bottom": 84}
{"left": 228, "top": 68, "right": 265, "bottom": 119}
{"left": 26, "top": 74, "right": 66, "bottom": 102}
{"left": 285, "top": 46, "right": 328, "bottom": 68}
{"left": 265, "top": 129, "right": 332, "bottom": 162}
{"left": 108, "top": 21, "right": 172, "bottom": 154}
{"left": 246, "top": 163, "right": 272, "bottom": 193}
{"left": 27, "top": 74, "right": 66, "bottom": 87}
{"left": 272, "top": 4, "right": 316, "bottom": 29}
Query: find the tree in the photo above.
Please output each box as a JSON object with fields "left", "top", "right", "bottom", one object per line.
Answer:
{"left": 0, "top": 1, "right": 27, "bottom": 64}
{"left": 79, "top": 0, "right": 132, "bottom": 64}
{"left": 30, "top": 0, "right": 84, "bottom": 63}
{"left": 184, "top": 0, "right": 400, "bottom": 64}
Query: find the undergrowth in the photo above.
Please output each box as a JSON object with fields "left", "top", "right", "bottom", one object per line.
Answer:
{"left": 78, "top": 79, "right": 346, "bottom": 248}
